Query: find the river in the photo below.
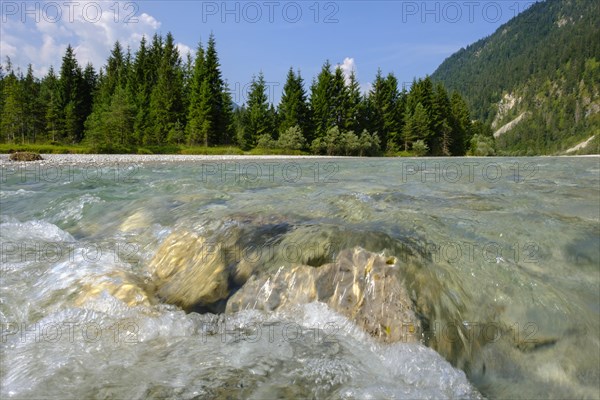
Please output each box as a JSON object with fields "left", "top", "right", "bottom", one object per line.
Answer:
{"left": 1, "top": 155, "right": 598, "bottom": 399}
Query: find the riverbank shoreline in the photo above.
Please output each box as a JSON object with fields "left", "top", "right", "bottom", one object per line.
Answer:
{"left": 1, "top": 153, "right": 598, "bottom": 166}
{"left": 0, "top": 153, "right": 350, "bottom": 166}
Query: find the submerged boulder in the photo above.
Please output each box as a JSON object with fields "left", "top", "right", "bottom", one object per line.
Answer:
{"left": 148, "top": 230, "right": 230, "bottom": 310}
{"left": 226, "top": 247, "right": 422, "bottom": 343}
{"left": 74, "top": 270, "right": 155, "bottom": 308}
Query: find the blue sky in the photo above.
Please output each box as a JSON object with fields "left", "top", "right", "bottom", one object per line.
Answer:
{"left": 1, "top": 1, "right": 535, "bottom": 104}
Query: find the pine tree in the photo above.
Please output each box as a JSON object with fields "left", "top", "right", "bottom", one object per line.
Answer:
{"left": 0, "top": 62, "right": 5, "bottom": 124}
{"left": 186, "top": 41, "right": 207, "bottom": 145}
{"left": 0, "top": 65, "right": 24, "bottom": 143}
{"left": 431, "top": 83, "right": 453, "bottom": 155}
{"left": 104, "top": 85, "right": 135, "bottom": 146}
{"left": 81, "top": 63, "right": 97, "bottom": 128}
{"left": 22, "top": 64, "right": 42, "bottom": 143}
{"left": 331, "top": 66, "right": 347, "bottom": 129}
{"left": 278, "top": 68, "right": 310, "bottom": 142}
{"left": 244, "top": 72, "right": 274, "bottom": 147}
{"left": 310, "top": 61, "right": 334, "bottom": 140}
{"left": 105, "top": 41, "right": 125, "bottom": 93}
{"left": 449, "top": 91, "right": 472, "bottom": 156}
{"left": 201, "top": 33, "right": 232, "bottom": 145}
{"left": 367, "top": 70, "right": 402, "bottom": 149}
{"left": 220, "top": 80, "right": 234, "bottom": 144}
{"left": 383, "top": 73, "right": 402, "bottom": 148}
{"left": 42, "top": 66, "right": 62, "bottom": 143}
{"left": 59, "top": 45, "right": 85, "bottom": 142}
{"left": 403, "top": 102, "right": 431, "bottom": 153}
{"left": 132, "top": 36, "right": 152, "bottom": 143}
{"left": 149, "top": 32, "right": 184, "bottom": 144}
{"left": 345, "top": 71, "right": 363, "bottom": 133}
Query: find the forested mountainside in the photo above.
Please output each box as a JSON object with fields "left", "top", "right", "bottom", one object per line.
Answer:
{"left": 432, "top": 0, "right": 600, "bottom": 155}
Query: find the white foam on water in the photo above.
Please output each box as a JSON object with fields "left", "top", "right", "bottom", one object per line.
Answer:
{"left": 0, "top": 189, "right": 36, "bottom": 199}
{"left": 0, "top": 219, "right": 75, "bottom": 242}
{"left": 50, "top": 193, "right": 104, "bottom": 224}
{"left": 2, "top": 299, "right": 482, "bottom": 399}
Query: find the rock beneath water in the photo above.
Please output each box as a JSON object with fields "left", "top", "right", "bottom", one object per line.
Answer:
{"left": 148, "top": 230, "right": 229, "bottom": 311}
{"left": 74, "top": 271, "right": 155, "bottom": 308}
{"left": 226, "top": 247, "right": 421, "bottom": 343}
{"left": 9, "top": 151, "right": 43, "bottom": 161}
{"left": 119, "top": 208, "right": 152, "bottom": 232}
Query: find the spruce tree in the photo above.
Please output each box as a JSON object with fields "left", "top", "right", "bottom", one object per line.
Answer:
{"left": 42, "top": 66, "right": 62, "bottom": 143}
{"left": 81, "top": 63, "right": 97, "bottom": 128}
{"left": 59, "top": 45, "right": 85, "bottom": 142}
{"left": 431, "top": 83, "right": 452, "bottom": 155}
{"left": 403, "top": 102, "right": 431, "bottom": 152}
{"left": 244, "top": 72, "right": 274, "bottom": 147}
{"left": 278, "top": 68, "right": 310, "bottom": 142}
{"left": 22, "top": 64, "right": 42, "bottom": 143}
{"left": 201, "top": 33, "right": 232, "bottom": 145}
{"left": 367, "top": 70, "right": 402, "bottom": 149}
{"left": 449, "top": 91, "right": 472, "bottom": 156}
{"left": 345, "top": 71, "right": 363, "bottom": 133}
{"left": 132, "top": 36, "right": 152, "bottom": 143}
{"left": 331, "top": 66, "right": 347, "bottom": 129}
{"left": 149, "top": 32, "right": 184, "bottom": 144}
{"left": 0, "top": 65, "right": 24, "bottom": 143}
{"left": 186, "top": 41, "right": 207, "bottom": 145}
{"left": 310, "top": 61, "right": 334, "bottom": 140}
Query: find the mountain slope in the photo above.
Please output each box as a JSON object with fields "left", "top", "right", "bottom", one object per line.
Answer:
{"left": 431, "top": 0, "right": 600, "bottom": 155}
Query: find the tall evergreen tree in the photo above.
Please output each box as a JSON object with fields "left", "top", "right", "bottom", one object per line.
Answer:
{"left": 80, "top": 63, "right": 97, "bottom": 125}
{"left": 244, "top": 72, "right": 275, "bottom": 147}
{"left": 22, "top": 64, "right": 42, "bottom": 143}
{"left": 131, "top": 36, "right": 152, "bottom": 143}
{"left": 449, "top": 91, "right": 472, "bottom": 156}
{"left": 344, "top": 70, "right": 363, "bottom": 133}
{"left": 403, "top": 102, "right": 432, "bottom": 151}
{"left": 42, "top": 66, "right": 62, "bottom": 143}
{"left": 149, "top": 32, "right": 185, "bottom": 144}
{"left": 105, "top": 85, "right": 135, "bottom": 146}
{"left": 367, "top": 70, "right": 402, "bottom": 149}
{"left": 310, "top": 61, "right": 334, "bottom": 140}
{"left": 278, "top": 67, "right": 310, "bottom": 140}
{"left": 186, "top": 41, "right": 207, "bottom": 145}
{"left": 0, "top": 64, "right": 24, "bottom": 143}
{"left": 431, "top": 83, "right": 453, "bottom": 155}
{"left": 58, "top": 45, "right": 85, "bottom": 142}
{"left": 331, "top": 66, "right": 347, "bottom": 129}
{"left": 201, "top": 33, "right": 232, "bottom": 145}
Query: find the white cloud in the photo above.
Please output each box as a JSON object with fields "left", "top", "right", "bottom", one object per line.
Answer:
{"left": 337, "top": 57, "right": 356, "bottom": 86}
{"left": 0, "top": 1, "right": 165, "bottom": 76}
{"left": 176, "top": 43, "right": 192, "bottom": 60}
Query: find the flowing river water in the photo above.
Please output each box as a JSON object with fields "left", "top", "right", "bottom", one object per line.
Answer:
{"left": 1, "top": 155, "right": 599, "bottom": 399}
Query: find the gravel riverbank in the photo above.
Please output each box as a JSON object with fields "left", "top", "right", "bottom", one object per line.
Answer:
{"left": 0, "top": 153, "right": 344, "bottom": 166}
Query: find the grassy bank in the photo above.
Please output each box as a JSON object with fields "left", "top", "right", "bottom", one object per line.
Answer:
{"left": 0, "top": 143, "right": 426, "bottom": 157}
{"left": 0, "top": 143, "right": 285, "bottom": 156}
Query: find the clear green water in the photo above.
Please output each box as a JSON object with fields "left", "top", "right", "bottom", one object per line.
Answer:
{"left": 1, "top": 157, "right": 599, "bottom": 399}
